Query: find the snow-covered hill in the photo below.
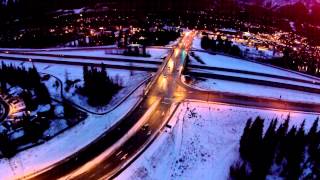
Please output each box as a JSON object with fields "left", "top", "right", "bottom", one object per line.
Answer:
{"left": 1, "top": 0, "right": 319, "bottom": 16}
{"left": 239, "top": 0, "right": 319, "bottom": 10}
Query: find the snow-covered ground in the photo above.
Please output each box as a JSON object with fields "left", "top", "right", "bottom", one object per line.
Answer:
{"left": 166, "top": 38, "right": 181, "bottom": 48}
{"left": 0, "top": 60, "right": 151, "bottom": 113}
{"left": 190, "top": 78, "right": 320, "bottom": 104}
{"left": 190, "top": 52, "right": 320, "bottom": 83}
{"left": 118, "top": 101, "right": 320, "bottom": 180}
{"left": 191, "top": 34, "right": 203, "bottom": 50}
{"left": 189, "top": 68, "right": 320, "bottom": 89}
{"left": 192, "top": 32, "right": 281, "bottom": 59}
{"left": 0, "top": 49, "right": 152, "bottom": 179}
{"left": 233, "top": 42, "right": 283, "bottom": 59}
{"left": 0, "top": 81, "right": 145, "bottom": 180}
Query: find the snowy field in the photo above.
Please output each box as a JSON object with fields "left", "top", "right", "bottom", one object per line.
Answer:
{"left": 0, "top": 60, "right": 151, "bottom": 113}
{"left": 0, "top": 84, "right": 145, "bottom": 180}
{"left": 190, "top": 52, "right": 320, "bottom": 83}
{"left": 118, "top": 101, "right": 320, "bottom": 180}
{"left": 189, "top": 78, "right": 320, "bottom": 104}
{"left": 30, "top": 48, "right": 169, "bottom": 60}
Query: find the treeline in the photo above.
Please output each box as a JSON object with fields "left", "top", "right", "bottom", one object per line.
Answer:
{"left": 0, "top": 30, "right": 78, "bottom": 48}
{"left": 0, "top": 63, "right": 51, "bottom": 107}
{"left": 81, "top": 64, "right": 122, "bottom": 106}
{"left": 230, "top": 116, "right": 320, "bottom": 180}
{"left": 270, "top": 47, "right": 320, "bottom": 77}
{"left": 201, "top": 34, "right": 241, "bottom": 57}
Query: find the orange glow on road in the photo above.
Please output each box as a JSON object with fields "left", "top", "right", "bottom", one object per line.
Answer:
{"left": 147, "top": 95, "right": 158, "bottom": 107}
{"left": 167, "top": 59, "right": 174, "bottom": 73}
{"left": 174, "top": 48, "right": 180, "bottom": 57}
{"left": 158, "top": 75, "right": 168, "bottom": 91}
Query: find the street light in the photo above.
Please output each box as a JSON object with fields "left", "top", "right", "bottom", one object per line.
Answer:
{"left": 28, "top": 58, "right": 35, "bottom": 67}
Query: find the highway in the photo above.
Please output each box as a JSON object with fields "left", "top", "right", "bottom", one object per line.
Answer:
{"left": 13, "top": 31, "right": 320, "bottom": 179}
{"left": 58, "top": 33, "right": 194, "bottom": 180}
{"left": 27, "top": 31, "right": 194, "bottom": 180}
{"left": 0, "top": 54, "right": 159, "bottom": 72}
{"left": 0, "top": 52, "right": 162, "bottom": 65}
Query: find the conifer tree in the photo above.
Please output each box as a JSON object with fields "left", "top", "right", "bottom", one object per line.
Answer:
{"left": 239, "top": 118, "right": 252, "bottom": 160}
{"left": 260, "top": 119, "right": 278, "bottom": 177}
{"left": 248, "top": 117, "right": 264, "bottom": 179}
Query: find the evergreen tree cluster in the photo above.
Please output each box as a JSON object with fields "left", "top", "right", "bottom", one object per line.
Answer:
{"left": 81, "top": 64, "right": 122, "bottom": 107}
{"left": 230, "top": 116, "right": 320, "bottom": 180}
{"left": 270, "top": 47, "right": 320, "bottom": 77}
{"left": 0, "top": 63, "right": 51, "bottom": 106}
{"left": 201, "top": 34, "right": 241, "bottom": 57}
{"left": 0, "top": 128, "right": 15, "bottom": 157}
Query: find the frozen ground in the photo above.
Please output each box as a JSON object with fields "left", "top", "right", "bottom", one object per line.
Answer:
{"left": 118, "top": 101, "right": 320, "bottom": 180}
{"left": 190, "top": 78, "right": 320, "bottom": 104}
{"left": 0, "top": 82, "right": 145, "bottom": 180}
{"left": 190, "top": 52, "right": 320, "bottom": 83}
{"left": 0, "top": 60, "right": 151, "bottom": 113}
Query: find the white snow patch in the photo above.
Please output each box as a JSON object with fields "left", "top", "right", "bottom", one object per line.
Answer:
{"left": 118, "top": 101, "right": 320, "bottom": 180}
{"left": 192, "top": 78, "right": 320, "bottom": 104}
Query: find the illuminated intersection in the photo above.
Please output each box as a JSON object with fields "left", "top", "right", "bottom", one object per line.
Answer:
{"left": 0, "top": 31, "right": 320, "bottom": 180}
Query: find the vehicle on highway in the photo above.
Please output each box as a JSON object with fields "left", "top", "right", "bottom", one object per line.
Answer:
{"left": 142, "top": 123, "right": 149, "bottom": 131}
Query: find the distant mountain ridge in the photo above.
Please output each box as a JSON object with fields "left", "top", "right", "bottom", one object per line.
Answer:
{"left": 239, "top": 0, "right": 320, "bottom": 11}
{"left": 1, "top": 0, "right": 319, "bottom": 23}
{"left": 1, "top": 0, "right": 319, "bottom": 10}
